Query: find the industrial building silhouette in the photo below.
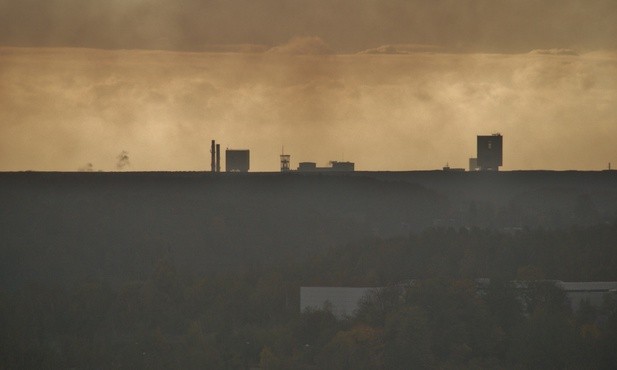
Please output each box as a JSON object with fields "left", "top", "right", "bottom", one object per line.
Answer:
{"left": 210, "top": 139, "right": 250, "bottom": 173}
{"left": 470, "top": 133, "right": 503, "bottom": 171}
{"left": 279, "top": 149, "right": 355, "bottom": 172}
{"left": 226, "top": 150, "right": 250, "bottom": 172}
{"left": 211, "top": 133, "right": 502, "bottom": 172}
{"left": 297, "top": 161, "right": 355, "bottom": 172}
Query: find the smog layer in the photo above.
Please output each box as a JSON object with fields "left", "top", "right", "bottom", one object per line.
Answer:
{"left": 1, "top": 46, "right": 616, "bottom": 171}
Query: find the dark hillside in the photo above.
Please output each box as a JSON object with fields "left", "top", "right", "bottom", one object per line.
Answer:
{"left": 2, "top": 171, "right": 617, "bottom": 288}
{"left": 2, "top": 171, "right": 617, "bottom": 369}
{"left": 0, "top": 172, "right": 444, "bottom": 287}
{"left": 361, "top": 170, "right": 617, "bottom": 228}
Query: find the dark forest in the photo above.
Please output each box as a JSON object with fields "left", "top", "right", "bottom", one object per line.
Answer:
{"left": 1, "top": 171, "right": 616, "bottom": 369}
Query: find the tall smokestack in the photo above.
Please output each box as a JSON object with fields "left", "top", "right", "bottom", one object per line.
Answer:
{"left": 211, "top": 140, "right": 216, "bottom": 172}
{"left": 216, "top": 144, "right": 221, "bottom": 172}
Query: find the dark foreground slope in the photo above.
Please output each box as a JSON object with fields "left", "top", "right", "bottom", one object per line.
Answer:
{"left": 361, "top": 170, "right": 617, "bottom": 228}
{"left": 1, "top": 170, "right": 616, "bottom": 287}
{"left": 0, "top": 172, "right": 444, "bottom": 287}
{"left": 2, "top": 171, "right": 617, "bottom": 369}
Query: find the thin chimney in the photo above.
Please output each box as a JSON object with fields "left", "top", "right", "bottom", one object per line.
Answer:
{"left": 216, "top": 144, "right": 221, "bottom": 172}
{"left": 211, "top": 140, "right": 216, "bottom": 172}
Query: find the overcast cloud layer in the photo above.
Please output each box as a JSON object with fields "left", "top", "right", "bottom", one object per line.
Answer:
{"left": 1, "top": 44, "right": 616, "bottom": 171}
{"left": 1, "top": 1, "right": 616, "bottom": 171}
{"left": 1, "top": 0, "right": 616, "bottom": 53}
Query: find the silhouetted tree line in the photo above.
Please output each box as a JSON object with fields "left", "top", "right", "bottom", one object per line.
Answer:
{"left": 2, "top": 222, "right": 617, "bottom": 369}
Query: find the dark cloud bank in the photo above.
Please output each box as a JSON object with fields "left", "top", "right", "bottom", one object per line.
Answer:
{"left": 1, "top": 0, "right": 616, "bottom": 53}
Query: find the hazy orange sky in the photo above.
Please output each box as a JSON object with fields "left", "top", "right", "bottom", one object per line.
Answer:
{"left": 1, "top": 0, "right": 616, "bottom": 171}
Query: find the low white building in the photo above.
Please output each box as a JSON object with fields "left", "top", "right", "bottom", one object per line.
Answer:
{"left": 557, "top": 281, "right": 617, "bottom": 311}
